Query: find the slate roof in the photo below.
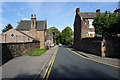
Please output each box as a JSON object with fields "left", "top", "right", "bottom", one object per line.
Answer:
{"left": 16, "top": 20, "right": 46, "bottom": 31}
{"left": 78, "top": 12, "right": 104, "bottom": 19}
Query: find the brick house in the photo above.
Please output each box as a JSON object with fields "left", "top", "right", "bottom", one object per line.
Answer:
{"left": 0, "top": 29, "right": 39, "bottom": 43}
{"left": 16, "top": 14, "right": 47, "bottom": 49}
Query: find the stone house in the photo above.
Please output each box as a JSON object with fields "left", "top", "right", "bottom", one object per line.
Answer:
{"left": 74, "top": 8, "right": 103, "bottom": 39}
{"left": 45, "top": 34, "right": 53, "bottom": 46}
{"left": 16, "top": 14, "right": 47, "bottom": 49}
{"left": 0, "top": 29, "right": 39, "bottom": 43}
{"left": 74, "top": 8, "right": 120, "bottom": 57}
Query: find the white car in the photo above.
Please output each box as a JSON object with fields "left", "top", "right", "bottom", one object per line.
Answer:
{"left": 59, "top": 43, "right": 62, "bottom": 46}
{"left": 50, "top": 44, "right": 54, "bottom": 47}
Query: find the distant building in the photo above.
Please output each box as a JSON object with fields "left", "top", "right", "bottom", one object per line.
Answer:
{"left": 46, "top": 34, "right": 53, "bottom": 46}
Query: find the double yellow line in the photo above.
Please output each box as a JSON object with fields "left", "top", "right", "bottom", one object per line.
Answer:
{"left": 67, "top": 48, "right": 120, "bottom": 69}
{"left": 42, "top": 47, "right": 58, "bottom": 80}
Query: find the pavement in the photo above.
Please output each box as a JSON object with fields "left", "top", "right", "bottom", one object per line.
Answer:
{"left": 41, "top": 46, "right": 119, "bottom": 80}
{"left": 2, "top": 45, "right": 58, "bottom": 80}
{"left": 69, "top": 47, "right": 120, "bottom": 66}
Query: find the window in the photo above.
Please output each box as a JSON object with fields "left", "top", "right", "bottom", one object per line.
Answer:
{"left": 11, "top": 34, "right": 14, "bottom": 37}
{"left": 88, "top": 32, "right": 95, "bottom": 37}
{"left": 88, "top": 19, "right": 94, "bottom": 29}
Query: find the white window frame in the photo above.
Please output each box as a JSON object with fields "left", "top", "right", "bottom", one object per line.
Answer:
{"left": 88, "top": 19, "right": 94, "bottom": 29}
{"left": 88, "top": 32, "right": 95, "bottom": 37}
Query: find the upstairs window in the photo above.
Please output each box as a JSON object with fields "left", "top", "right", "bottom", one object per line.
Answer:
{"left": 88, "top": 19, "right": 94, "bottom": 29}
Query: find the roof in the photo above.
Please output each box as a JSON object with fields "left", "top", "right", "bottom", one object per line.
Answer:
{"left": 46, "top": 34, "right": 53, "bottom": 40}
{"left": 16, "top": 20, "right": 46, "bottom": 31}
{"left": 78, "top": 12, "right": 104, "bottom": 19}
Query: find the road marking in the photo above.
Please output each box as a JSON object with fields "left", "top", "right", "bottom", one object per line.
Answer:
{"left": 67, "top": 48, "right": 120, "bottom": 68}
{"left": 42, "top": 47, "right": 58, "bottom": 80}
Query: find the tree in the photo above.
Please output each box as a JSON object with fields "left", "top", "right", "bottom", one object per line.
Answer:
{"left": 2, "top": 24, "right": 13, "bottom": 33}
{"left": 93, "top": 11, "right": 119, "bottom": 37}
{"left": 61, "top": 27, "right": 73, "bottom": 45}
{"left": 47, "top": 27, "right": 61, "bottom": 44}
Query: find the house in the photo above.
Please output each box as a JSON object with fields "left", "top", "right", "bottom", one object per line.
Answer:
{"left": 0, "top": 29, "right": 39, "bottom": 43}
{"left": 74, "top": 8, "right": 103, "bottom": 39}
{"left": 16, "top": 14, "right": 47, "bottom": 49}
{"left": 45, "top": 34, "right": 53, "bottom": 46}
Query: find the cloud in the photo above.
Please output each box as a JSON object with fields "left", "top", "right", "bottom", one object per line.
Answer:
{"left": 22, "top": 18, "right": 30, "bottom": 20}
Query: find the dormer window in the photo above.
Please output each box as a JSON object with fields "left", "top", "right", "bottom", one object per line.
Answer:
{"left": 88, "top": 19, "right": 94, "bottom": 29}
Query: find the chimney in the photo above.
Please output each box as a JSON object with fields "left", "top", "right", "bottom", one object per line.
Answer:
{"left": 31, "top": 14, "right": 33, "bottom": 28}
{"left": 76, "top": 8, "right": 80, "bottom": 14}
{"left": 96, "top": 9, "right": 100, "bottom": 13}
{"left": 34, "top": 14, "right": 36, "bottom": 28}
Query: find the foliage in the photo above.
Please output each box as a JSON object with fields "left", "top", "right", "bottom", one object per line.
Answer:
{"left": 2, "top": 24, "right": 13, "bottom": 33}
{"left": 47, "top": 27, "right": 61, "bottom": 44}
{"left": 93, "top": 11, "right": 120, "bottom": 36}
{"left": 27, "top": 49, "right": 47, "bottom": 56}
{"left": 61, "top": 26, "right": 73, "bottom": 45}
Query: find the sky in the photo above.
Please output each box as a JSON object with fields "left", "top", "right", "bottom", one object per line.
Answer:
{"left": 0, "top": 1, "right": 119, "bottom": 33}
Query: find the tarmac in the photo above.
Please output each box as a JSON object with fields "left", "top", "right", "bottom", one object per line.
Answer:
{"left": 69, "top": 47, "right": 120, "bottom": 67}
{"left": 2, "top": 46, "right": 58, "bottom": 80}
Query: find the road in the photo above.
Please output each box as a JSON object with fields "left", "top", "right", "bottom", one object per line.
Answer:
{"left": 42, "top": 46, "right": 119, "bottom": 80}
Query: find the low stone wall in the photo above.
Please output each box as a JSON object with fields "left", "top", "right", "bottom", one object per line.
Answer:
{"left": 1, "top": 42, "right": 40, "bottom": 61}
{"left": 74, "top": 37, "right": 120, "bottom": 57}
{"left": 74, "top": 38, "right": 102, "bottom": 56}
{"left": 104, "top": 37, "right": 120, "bottom": 57}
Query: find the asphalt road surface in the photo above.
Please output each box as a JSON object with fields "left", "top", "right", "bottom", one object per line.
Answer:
{"left": 46, "top": 46, "right": 119, "bottom": 80}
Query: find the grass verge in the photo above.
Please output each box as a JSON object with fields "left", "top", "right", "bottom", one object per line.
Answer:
{"left": 27, "top": 49, "right": 47, "bottom": 56}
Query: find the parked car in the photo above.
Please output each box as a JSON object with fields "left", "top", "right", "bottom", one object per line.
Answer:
{"left": 59, "top": 43, "right": 62, "bottom": 46}
{"left": 50, "top": 44, "right": 54, "bottom": 47}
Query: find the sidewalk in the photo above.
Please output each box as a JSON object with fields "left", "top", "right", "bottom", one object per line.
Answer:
{"left": 2, "top": 46, "right": 58, "bottom": 80}
{"left": 69, "top": 47, "right": 120, "bottom": 66}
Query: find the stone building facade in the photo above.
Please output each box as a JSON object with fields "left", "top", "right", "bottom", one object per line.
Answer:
{"left": 45, "top": 34, "right": 53, "bottom": 46}
{"left": 16, "top": 14, "right": 47, "bottom": 49}
{"left": 0, "top": 29, "right": 38, "bottom": 43}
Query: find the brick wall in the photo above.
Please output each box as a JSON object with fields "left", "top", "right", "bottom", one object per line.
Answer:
{"left": 1, "top": 42, "right": 40, "bottom": 61}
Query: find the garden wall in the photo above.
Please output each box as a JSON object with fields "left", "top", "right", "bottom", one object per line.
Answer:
{"left": 1, "top": 42, "right": 40, "bottom": 61}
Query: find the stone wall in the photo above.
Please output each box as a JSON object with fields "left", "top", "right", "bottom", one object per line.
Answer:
{"left": 74, "top": 38, "right": 102, "bottom": 56}
{"left": 1, "top": 42, "right": 40, "bottom": 61}
{"left": 74, "top": 37, "right": 120, "bottom": 57}
{"left": 103, "top": 37, "right": 120, "bottom": 57}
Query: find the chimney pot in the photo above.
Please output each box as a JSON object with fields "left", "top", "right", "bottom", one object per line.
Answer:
{"left": 76, "top": 8, "right": 80, "bottom": 14}
{"left": 31, "top": 14, "right": 33, "bottom": 18}
{"left": 34, "top": 14, "right": 36, "bottom": 28}
{"left": 31, "top": 14, "right": 33, "bottom": 28}
{"left": 34, "top": 14, "right": 36, "bottom": 18}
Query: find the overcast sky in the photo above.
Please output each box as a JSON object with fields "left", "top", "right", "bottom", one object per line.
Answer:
{"left": 0, "top": 1, "right": 119, "bottom": 33}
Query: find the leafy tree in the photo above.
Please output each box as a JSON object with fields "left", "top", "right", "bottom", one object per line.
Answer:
{"left": 61, "top": 27, "right": 73, "bottom": 45}
{"left": 47, "top": 27, "right": 61, "bottom": 44}
{"left": 2, "top": 24, "right": 13, "bottom": 33}
{"left": 93, "top": 11, "right": 119, "bottom": 37}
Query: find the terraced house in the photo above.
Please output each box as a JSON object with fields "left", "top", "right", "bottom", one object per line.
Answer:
{"left": 16, "top": 14, "right": 47, "bottom": 49}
